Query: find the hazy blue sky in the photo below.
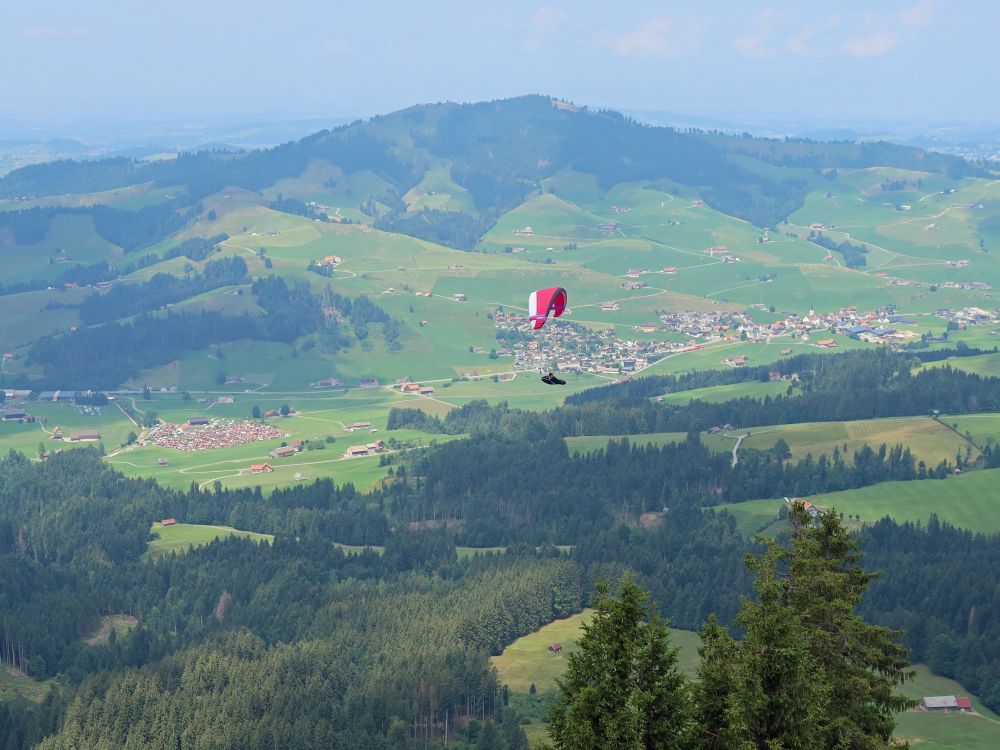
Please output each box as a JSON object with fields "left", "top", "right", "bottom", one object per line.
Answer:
{"left": 2, "top": 0, "right": 997, "bottom": 126}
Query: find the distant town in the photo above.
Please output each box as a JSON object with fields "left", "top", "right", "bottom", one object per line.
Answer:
{"left": 492, "top": 303, "right": 1000, "bottom": 375}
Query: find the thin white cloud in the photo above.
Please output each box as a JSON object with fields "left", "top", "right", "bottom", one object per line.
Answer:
{"left": 842, "top": 31, "right": 898, "bottom": 57}
{"left": 599, "top": 16, "right": 711, "bottom": 60}
{"left": 532, "top": 5, "right": 569, "bottom": 30}
{"left": 899, "top": 0, "right": 940, "bottom": 29}
{"left": 781, "top": 1, "right": 938, "bottom": 59}
{"left": 733, "top": 9, "right": 780, "bottom": 59}
{"left": 524, "top": 5, "right": 571, "bottom": 51}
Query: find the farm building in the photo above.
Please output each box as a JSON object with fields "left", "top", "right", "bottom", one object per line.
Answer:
{"left": 188, "top": 417, "right": 210, "bottom": 426}
{"left": 366, "top": 440, "right": 386, "bottom": 453}
{"left": 548, "top": 643, "right": 563, "bottom": 653}
{"left": 400, "top": 383, "right": 422, "bottom": 392}
{"left": 815, "top": 339, "right": 837, "bottom": 348}
{"left": 346, "top": 445, "right": 370, "bottom": 457}
{"left": 921, "top": 696, "right": 960, "bottom": 711}
{"left": 161, "top": 518, "right": 177, "bottom": 526}
{"left": 788, "top": 498, "right": 821, "bottom": 518}
{"left": 157, "top": 458, "right": 168, "bottom": 466}
{"left": 51, "top": 427, "right": 63, "bottom": 440}
{"left": 294, "top": 472, "right": 307, "bottom": 481}
{"left": 249, "top": 463, "right": 273, "bottom": 474}
{"left": 359, "top": 378, "right": 379, "bottom": 388}
{"left": 2, "top": 411, "right": 27, "bottom": 421}
{"left": 269, "top": 445, "right": 297, "bottom": 459}
{"left": 346, "top": 422, "right": 372, "bottom": 431}
{"left": 419, "top": 387, "right": 435, "bottom": 397}
{"left": 69, "top": 430, "right": 101, "bottom": 442}
{"left": 217, "top": 396, "right": 235, "bottom": 404}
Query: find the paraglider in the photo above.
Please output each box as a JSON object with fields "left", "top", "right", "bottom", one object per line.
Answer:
{"left": 541, "top": 371, "right": 566, "bottom": 386}
{"left": 528, "top": 286, "right": 567, "bottom": 330}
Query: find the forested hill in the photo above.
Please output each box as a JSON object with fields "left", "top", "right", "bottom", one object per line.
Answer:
{"left": 0, "top": 96, "right": 980, "bottom": 242}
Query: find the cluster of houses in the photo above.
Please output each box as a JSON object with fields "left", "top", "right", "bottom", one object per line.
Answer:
{"left": 345, "top": 440, "right": 386, "bottom": 458}
{"left": 144, "top": 419, "right": 288, "bottom": 452}
{"left": 490, "top": 293, "right": 993, "bottom": 377}
{"left": 936, "top": 306, "right": 999, "bottom": 327}
{"left": 704, "top": 245, "right": 741, "bottom": 263}
{"left": 493, "top": 308, "right": 685, "bottom": 375}
{"left": 398, "top": 383, "right": 436, "bottom": 397}
{"left": 653, "top": 306, "right": 923, "bottom": 347}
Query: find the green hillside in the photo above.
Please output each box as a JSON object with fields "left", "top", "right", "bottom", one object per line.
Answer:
{"left": 715, "top": 468, "right": 1000, "bottom": 537}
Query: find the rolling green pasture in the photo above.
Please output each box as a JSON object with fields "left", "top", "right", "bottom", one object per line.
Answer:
{"left": 145, "top": 522, "right": 273, "bottom": 558}
{"left": 492, "top": 609, "right": 702, "bottom": 693}
{"left": 0, "top": 401, "right": 138, "bottom": 457}
{"left": 738, "top": 416, "right": 975, "bottom": 466}
{"left": 715, "top": 468, "right": 1000, "bottom": 537}
{"left": 948, "top": 413, "right": 1000, "bottom": 448}
{"left": 0, "top": 288, "right": 87, "bottom": 353}
{"left": 1, "top": 213, "right": 120, "bottom": 283}
{"left": 894, "top": 665, "right": 1000, "bottom": 750}
{"left": 920, "top": 352, "right": 1000, "bottom": 379}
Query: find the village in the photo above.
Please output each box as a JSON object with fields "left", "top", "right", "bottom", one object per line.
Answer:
{"left": 492, "top": 301, "right": 1000, "bottom": 375}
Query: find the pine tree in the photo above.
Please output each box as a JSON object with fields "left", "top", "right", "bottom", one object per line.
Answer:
{"left": 725, "top": 540, "right": 829, "bottom": 750}
{"left": 786, "top": 504, "right": 916, "bottom": 748}
{"left": 545, "top": 578, "right": 693, "bottom": 749}
{"left": 692, "top": 614, "right": 739, "bottom": 750}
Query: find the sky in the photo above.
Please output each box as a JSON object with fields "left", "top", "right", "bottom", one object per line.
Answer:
{"left": 2, "top": 0, "right": 998, "bottom": 129}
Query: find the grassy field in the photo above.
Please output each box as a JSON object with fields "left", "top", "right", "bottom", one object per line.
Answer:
{"left": 894, "top": 665, "right": 1000, "bottom": 750}
{"left": 491, "top": 610, "right": 703, "bottom": 694}
{"left": 714, "top": 468, "right": 1000, "bottom": 537}
{"left": 948, "top": 413, "right": 1000, "bottom": 448}
{"left": 920, "top": 352, "right": 1000, "bottom": 379}
{"left": 737, "top": 416, "right": 976, "bottom": 466}
{"left": 145, "top": 522, "right": 273, "bottom": 558}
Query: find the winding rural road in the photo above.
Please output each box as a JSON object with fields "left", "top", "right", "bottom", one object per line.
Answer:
{"left": 731, "top": 434, "right": 748, "bottom": 468}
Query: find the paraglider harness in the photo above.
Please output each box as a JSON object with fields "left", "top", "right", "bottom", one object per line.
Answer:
{"left": 541, "top": 372, "right": 566, "bottom": 386}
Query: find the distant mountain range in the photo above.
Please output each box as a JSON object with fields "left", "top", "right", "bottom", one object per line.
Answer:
{"left": 0, "top": 95, "right": 983, "bottom": 245}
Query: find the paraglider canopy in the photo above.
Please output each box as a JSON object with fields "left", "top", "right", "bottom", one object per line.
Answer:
{"left": 529, "top": 287, "right": 568, "bottom": 330}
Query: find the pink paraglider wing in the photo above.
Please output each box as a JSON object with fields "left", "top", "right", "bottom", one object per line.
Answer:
{"left": 529, "top": 287, "right": 568, "bottom": 329}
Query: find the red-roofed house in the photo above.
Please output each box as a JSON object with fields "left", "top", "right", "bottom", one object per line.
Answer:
{"left": 956, "top": 697, "right": 973, "bottom": 711}
{"left": 161, "top": 518, "right": 177, "bottom": 526}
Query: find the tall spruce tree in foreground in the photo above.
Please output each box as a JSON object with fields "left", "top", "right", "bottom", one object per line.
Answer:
{"left": 695, "top": 506, "right": 915, "bottom": 750}
{"left": 544, "top": 578, "right": 693, "bottom": 750}
{"left": 786, "top": 504, "right": 916, "bottom": 748}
